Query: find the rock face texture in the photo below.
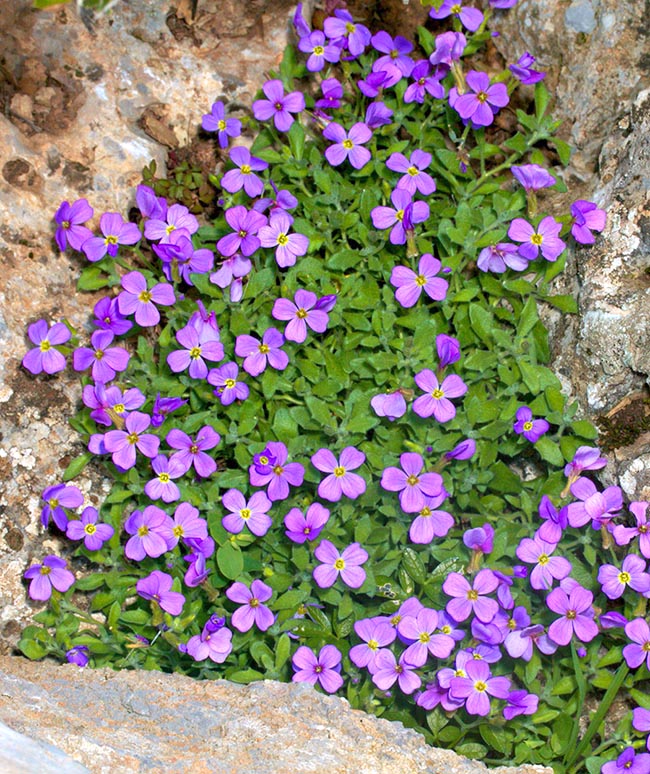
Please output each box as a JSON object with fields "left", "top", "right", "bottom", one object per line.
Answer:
{"left": 0, "top": 656, "right": 551, "bottom": 774}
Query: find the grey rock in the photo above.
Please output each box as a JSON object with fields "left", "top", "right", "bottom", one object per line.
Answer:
{"left": 0, "top": 720, "right": 91, "bottom": 774}
{"left": 564, "top": 0, "right": 597, "bottom": 34}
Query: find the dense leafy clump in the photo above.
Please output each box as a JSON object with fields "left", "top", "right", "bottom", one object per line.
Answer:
{"left": 19, "top": 2, "right": 650, "bottom": 772}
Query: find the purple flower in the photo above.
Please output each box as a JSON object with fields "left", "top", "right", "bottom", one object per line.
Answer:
{"left": 221, "top": 146, "right": 268, "bottom": 198}
{"left": 612, "top": 502, "right": 650, "bottom": 558}
{"left": 633, "top": 707, "right": 650, "bottom": 737}
{"left": 151, "top": 394, "right": 187, "bottom": 428}
{"left": 509, "top": 52, "right": 545, "bottom": 85}
{"left": 323, "top": 122, "right": 372, "bottom": 170}
{"left": 315, "top": 77, "right": 343, "bottom": 111}
{"left": 511, "top": 164, "right": 555, "bottom": 192}
{"left": 386, "top": 150, "right": 436, "bottom": 196}
{"left": 546, "top": 585, "right": 598, "bottom": 645}
{"left": 72, "top": 330, "right": 130, "bottom": 383}
{"left": 158, "top": 502, "right": 208, "bottom": 550}
{"left": 602, "top": 748, "right": 650, "bottom": 774}
{"left": 464, "top": 524, "right": 494, "bottom": 554}
{"left": 217, "top": 206, "right": 267, "bottom": 258}
{"left": 372, "top": 189, "right": 429, "bottom": 245}
{"left": 380, "top": 452, "right": 444, "bottom": 513}
{"left": 40, "top": 482, "right": 83, "bottom": 531}
{"left": 207, "top": 362, "right": 249, "bottom": 405}
{"left": 144, "top": 454, "right": 185, "bottom": 502}
{"left": 429, "top": 0, "right": 484, "bottom": 32}
{"left": 166, "top": 426, "right": 220, "bottom": 478}
{"left": 311, "top": 446, "right": 366, "bottom": 502}
{"left": 298, "top": 30, "right": 341, "bottom": 71}
{"left": 258, "top": 211, "right": 310, "bottom": 268}
{"left": 183, "top": 536, "right": 214, "bottom": 587}
{"left": 271, "top": 289, "right": 329, "bottom": 342}
{"left": 598, "top": 555, "right": 650, "bottom": 600}
{"left": 404, "top": 60, "right": 446, "bottom": 103}
{"left": 372, "top": 649, "right": 421, "bottom": 694}
{"left": 566, "top": 478, "right": 623, "bottom": 529}
{"left": 248, "top": 441, "right": 304, "bottom": 501}
{"left": 513, "top": 406, "right": 550, "bottom": 443}
{"left": 222, "top": 489, "right": 272, "bottom": 537}
{"left": 201, "top": 101, "right": 241, "bottom": 148}
{"left": 349, "top": 618, "right": 396, "bottom": 670}
{"left": 491, "top": 0, "right": 519, "bottom": 7}
{"left": 235, "top": 328, "right": 288, "bottom": 377}
{"left": 323, "top": 9, "right": 371, "bottom": 57}
{"left": 371, "top": 31, "right": 415, "bottom": 77}
{"left": 124, "top": 506, "right": 172, "bottom": 561}
{"left": 564, "top": 445, "right": 608, "bottom": 482}
{"left": 398, "top": 608, "right": 456, "bottom": 666}
{"left": 22, "top": 320, "right": 71, "bottom": 376}
{"left": 83, "top": 212, "right": 141, "bottom": 262}
{"left": 252, "top": 79, "right": 305, "bottom": 132}
{"left": 370, "top": 391, "right": 407, "bottom": 421}
{"left": 508, "top": 216, "right": 566, "bottom": 262}
{"left": 429, "top": 31, "right": 466, "bottom": 66}
{"left": 226, "top": 579, "right": 274, "bottom": 632}
{"left": 187, "top": 622, "right": 233, "bottom": 663}
{"left": 516, "top": 536, "right": 571, "bottom": 590}
{"left": 313, "top": 540, "right": 368, "bottom": 589}
{"left": 66, "top": 507, "right": 114, "bottom": 551}
{"left": 167, "top": 324, "right": 224, "bottom": 380}
{"left": 144, "top": 203, "right": 198, "bottom": 244}
{"left": 210, "top": 253, "right": 251, "bottom": 292}
{"left": 437, "top": 334, "right": 461, "bottom": 368}
{"left": 443, "top": 569, "right": 499, "bottom": 623}
{"left": 570, "top": 200, "right": 607, "bottom": 245}
{"left": 83, "top": 381, "right": 144, "bottom": 431}
{"left": 623, "top": 618, "right": 650, "bottom": 669}
{"left": 136, "top": 570, "right": 185, "bottom": 616}
{"left": 365, "top": 101, "right": 393, "bottom": 128}
{"left": 292, "top": 644, "right": 343, "bottom": 693}
{"left": 445, "top": 439, "right": 476, "bottom": 461}
{"left": 503, "top": 690, "right": 539, "bottom": 720}
{"left": 284, "top": 503, "right": 330, "bottom": 543}
{"left": 452, "top": 71, "right": 509, "bottom": 128}
{"left": 117, "top": 271, "right": 175, "bottom": 328}
{"left": 409, "top": 492, "right": 454, "bottom": 544}
{"left": 66, "top": 645, "right": 90, "bottom": 667}
{"left": 92, "top": 296, "right": 133, "bottom": 336}
{"left": 54, "top": 198, "right": 93, "bottom": 251}
{"left": 477, "top": 242, "right": 529, "bottom": 273}
{"left": 136, "top": 184, "right": 167, "bottom": 220}
{"left": 535, "top": 496, "right": 568, "bottom": 544}
{"left": 413, "top": 370, "right": 467, "bottom": 423}
{"left": 152, "top": 232, "right": 214, "bottom": 285}
{"left": 449, "top": 660, "right": 510, "bottom": 716}
{"left": 24, "top": 555, "right": 75, "bottom": 601}
{"left": 104, "top": 411, "right": 159, "bottom": 470}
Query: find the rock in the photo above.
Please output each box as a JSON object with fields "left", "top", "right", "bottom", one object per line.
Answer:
{"left": 0, "top": 720, "right": 90, "bottom": 774}
{"left": 0, "top": 655, "right": 551, "bottom": 774}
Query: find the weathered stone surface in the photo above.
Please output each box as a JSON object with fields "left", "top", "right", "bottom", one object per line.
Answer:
{"left": 0, "top": 656, "right": 550, "bottom": 774}
{"left": 0, "top": 720, "right": 90, "bottom": 774}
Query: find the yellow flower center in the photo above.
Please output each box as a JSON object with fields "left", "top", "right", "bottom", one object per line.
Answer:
{"left": 314, "top": 45, "right": 324, "bottom": 56}
{"left": 508, "top": 618, "right": 517, "bottom": 630}
{"left": 538, "top": 553, "right": 549, "bottom": 565}
{"left": 40, "top": 340, "right": 52, "bottom": 352}
{"left": 225, "top": 378, "right": 236, "bottom": 388}
{"left": 190, "top": 445, "right": 199, "bottom": 454}
{"left": 39, "top": 565, "right": 51, "bottom": 576}
{"left": 474, "top": 680, "right": 487, "bottom": 692}
{"left": 419, "top": 632, "right": 430, "bottom": 643}
{"left": 432, "top": 388, "right": 444, "bottom": 399}
{"left": 259, "top": 456, "right": 269, "bottom": 466}
{"left": 342, "top": 139, "right": 354, "bottom": 149}
{"left": 441, "top": 625, "right": 451, "bottom": 634}
{"left": 240, "top": 508, "right": 251, "bottom": 521}
{"left": 173, "top": 525, "right": 184, "bottom": 537}
{"left": 451, "top": 4, "right": 462, "bottom": 13}
{"left": 259, "top": 344, "right": 270, "bottom": 354}
{"left": 296, "top": 308, "right": 307, "bottom": 319}
{"left": 345, "top": 22, "right": 356, "bottom": 34}
{"left": 315, "top": 665, "right": 323, "bottom": 673}
{"left": 415, "top": 274, "right": 427, "bottom": 286}
{"left": 334, "top": 558, "right": 346, "bottom": 570}
{"left": 395, "top": 209, "right": 404, "bottom": 222}
{"left": 420, "top": 507, "right": 432, "bottom": 518}
{"left": 531, "top": 233, "right": 544, "bottom": 245}
{"left": 138, "top": 290, "right": 152, "bottom": 303}
{"left": 165, "top": 224, "right": 176, "bottom": 235}
{"left": 277, "top": 233, "right": 289, "bottom": 246}
{"left": 407, "top": 166, "right": 419, "bottom": 177}
{"left": 127, "top": 432, "right": 139, "bottom": 445}
{"left": 333, "top": 466, "right": 346, "bottom": 478}
{"left": 273, "top": 465, "right": 284, "bottom": 476}
{"left": 368, "top": 639, "right": 379, "bottom": 650}
{"left": 523, "top": 421, "right": 533, "bottom": 431}
{"left": 84, "top": 523, "right": 96, "bottom": 535}
{"left": 390, "top": 614, "right": 401, "bottom": 626}
{"left": 137, "top": 525, "right": 149, "bottom": 537}
{"left": 467, "top": 590, "right": 479, "bottom": 601}
{"left": 218, "top": 119, "right": 226, "bottom": 131}
{"left": 476, "top": 91, "right": 488, "bottom": 103}
{"left": 567, "top": 610, "right": 577, "bottom": 620}
{"left": 643, "top": 642, "right": 650, "bottom": 652}
{"left": 105, "top": 235, "right": 118, "bottom": 245}
{"left": 240, "top": 164, "right": 252, "bottom": 175}
{"left": 94, "top": 349, "right": 104, "bottom": 360}
{"left": 190, "top": 346, "right": 202, "bottom": 359}
{"left": 49, "top": 498, "right": 59, "bottom": 508}
{"left": 619, "top": 571, "right": 631, "bottom": 584}
{"left": 62, "top": 220, "right": 70, "bottom": 229}
{"left": 238, "top": 229, "right": 247, "bottom": 238}
{"left": 406, "top": 474, "right": 419, "bottom": 486}
{"left": 250, "top": 598, "right": 259, "bottom": 608}
{"left": 113, "top": 403, "right": 125, "bottom": 414}
{"left": 159, "top": 473, "right": 170, "bottom": 484}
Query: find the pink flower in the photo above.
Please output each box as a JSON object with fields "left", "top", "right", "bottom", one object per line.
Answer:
{"left": 313, "top": 540, "right": 368, "bottom": 589}
{"left": 226, "top": 579, "right": 274, "bottom": 632}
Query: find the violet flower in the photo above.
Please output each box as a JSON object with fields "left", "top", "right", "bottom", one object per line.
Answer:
{"left": 349, "top": 618, "right": 396, "bottom": 671}
{"left": 503, "top": 690, "right": 539, "bottom": 720}
{"left": 380, "top": 452, "right": 444, "bottom": 513}
{"left": 397, "top": 608, "right": 456, "bottom": 666}
{"left": 136, "top": 184, "right": 167, "bottom": 220}
{"left": 602, "top": 748, "right": 650, "bottom": 774}
{"left": 152, "top": 231, "right": 214, "bottom": 285}
{"left": 226, "top": 579, "right": 274, "bottom": 632}
{"left": 509, "top": 53, "right": 546, "bottom": 85}
{"left": 66, "top": 506, "right": 114, "bottom": 551}
{"left": 511, "top": 164, "right": 556, "bottom": 191}
{"left": 365, "top": 101, "right": 393, "bottom": 129}
{"left": 124, "top": 506, "right": 172, "bottom": 560}
{"left": 449, "top": 660, "right": 510, "bottom": 716}
{"left": 372, "top": 189, "right": 429, "bottom": 245}
{"left": 187, "top": 622, "right": 233, "bottom": 663}
{"left": 144, "top": 203, "right": 198, "bottom": 244}
{"left": 136, "top": 570, "right": 185, "bottom": 616}
{"left": 536, "top": 495, "right": 569, "bottom": 544}
{"left": 516, "top": 536, "right": 571, "bottom": 590}
{"left": 429, "top": 0, "right": 484, "bottom": 32}
{"left": 208, "top": 362, "right": 249, "bottom": 405}
{"left": 151, "top": 394, "right": 187, "bottom": 428}
{"left": 315, "top": 77, "right": 343, "bottom": 111}
{"left": 166, "top": 426, "right": 220, "bottom": 478}
{"left": 24, "top": 555, "right": 74, "bottom": 601}
{"left": 284, "top": 503, "right": 330, "bottom": 543}
{"left": 566, "top": 478, "right": 623, "bottom": 529}
{"left": 42, "top": 482, "right": 83, "bottom": 533}
{"left": 167, "top": 324, "right": 224, "bottom": 380}
{"left": 508, "top": 216, "right": 566, "bottom": 262}
{"left": 248, "top": 441, "right": 304, "bottom": 502}
{"left": 429, "top": 31, "right": 466, "bottom": 66}
{"left": 612, "top": 501, "right": 650, "bottom": 558}
{"left": 370, "top": 391, "right": 407, "bottom": 421}
{"left": 258, "top": 211, "right": 310, "bottom": 268}
{"left": 235, "top": 328, "right": 288, "bottom": 377}
{"left": 82, "top": 382, "right": 145, "bottom": 428}
{"left": 413, "top": 369, "right": 467, "bottom": 423}
{"left": 323, "top": 121, "right": 372, "bottom": 170}
{"left": 210, "top": 254, "right": 252, "bottom": 292}
{"left": 144, "top": 454, "right": 186, "bottom": 503}
{"left": 371, "top": 31, "right": 414, "bottom": 77}
{"left": 437, "top": 334, "right": 461, "bottom": 368}
{"left": 311, "top": 446, "right": 366, "bottom": 502}
{"left": 409, "top": 492, "right": 454, "bottom": 544}
{"left": 298, "top": 30, "right": 341, "bottom": 71}
{"left": 83, "top": 212, "right": 141, "bottom": 262}
{"left": 271, "top": 289, "right": 329, "bottom": 342}
{"left": 546, "top": 585, "right": 598, "bottom": 645}
{"left": 477, "top": 242, "right": 529, "bottom": 273}
{"left": 313, "top": 540, "right": 368, "bottom": 589}
{"left": 570, "top": 200, "right": 607, "bottom": 244}
{"left": 445, "top": 439, "right": 476, "bottom": 461}
{"left": 371, "top": 650, "right": 421, "bottom": 694}
{"left": 23, "top": 320, "right": 70, "bottom": 376}
{"left": 103, "top": 411, "right": 159, "bottom": 470}
{"left": 201, "top": 101, "right": 241, "bottom": 148}
{"left": 183, "top": 536, "right": 215, "bottom": 587}
{"left": 443, "top": 569, "right": 499, "bottom": 623}
{"left": 623, "top": 618, "right": 650, "bottom": 669}
{"left": 513, "top": 406, "right": 549, "bottom": 442}
{"left": 66, "top": 645, "right": 90, "bottom": 668}
{"left": 159, "top": 502, "right": 208, "bottom": 550}
{"left": 222, "top": 489, "right": 273, "bottom": 537}
{"left": 221, "top": 146, "right": 268, "bottom": 198}
{"left": 117, "top": 271, "right": 175, "bottom": 328}
{"left": 92, "top": 296, "right": 132, "bottom": 336}
{"left": 404, "top": 60, "right": 446, "bottom": 103}
{"left": 252, "top": 79, "right": 305, "bottom": 132}
{"left": 217, "top": 206, "right": 267, "bottom": 257}
{"left": 452, "top": 71, "right": 509, "bottom": 127}
{"left": 72, "top": 330, "right": 130, "bottom": 383}
{"left": 292, "top": 644, "right": 343, "bottom": 693}
{"left": 598, "top": 555, "right": 650, "bottom": 600}
{"left": 54, "top": 198, "right": 94, "bottom": 251}
{"left": 386, "top": 150, "right": 436, "bottom": 196}
{"left": 323, "top": 9, "right": 371, "bottom": 57}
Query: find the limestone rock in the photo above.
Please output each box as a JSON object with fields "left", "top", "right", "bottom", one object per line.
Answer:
{"left": 0, "top": 655, "right": 551, "bottom": 774}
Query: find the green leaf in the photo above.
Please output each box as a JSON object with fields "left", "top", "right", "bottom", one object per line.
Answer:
{"left": 288, "top": 122, "right": 305, "bottom": 161}
{"left": 216, "top": 542, "right": 244, "bottom": 580}
{"left": 535, "top": 437, "right": 565, "bottom": 467}
{"left": 401, "top": 548, "right": 426, "bottom": 585}
{"left": 77, "top": 265, "right": 111, "bottom": 291}
{"left": 275, "top": 633, "right": 291, "bottom": 670}
{"left": 469, "top": 305, "right": 494, "bottom": 344}
{"left": 544, "top": 294, "right": 578, "bottom": 313}
{"left": 62, "top": 452, "right": 93, "bottom": 481}
{"left": 228, "top": 668, "right": 265, "bottom": 683}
